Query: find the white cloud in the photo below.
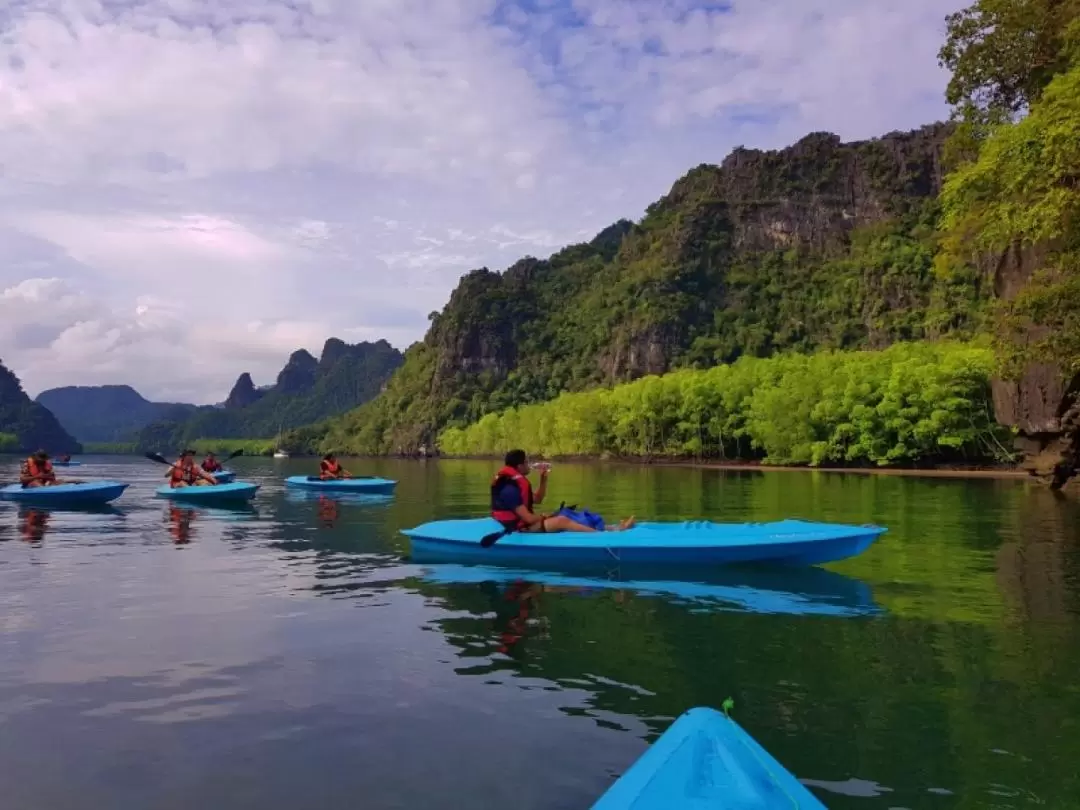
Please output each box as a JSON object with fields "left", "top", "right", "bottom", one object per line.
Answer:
{"left": 0, "top": 0, "right": 966, "bottom": 403}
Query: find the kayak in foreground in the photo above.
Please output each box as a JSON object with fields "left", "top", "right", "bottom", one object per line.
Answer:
{"left": 0, "top": 481, "right": 128, "bottom": 506}
{"left": 154, "top": 482, "right": 259, "bottom": 503}
{"left": 401, "top": 518, "right": 885, "bottom": 567}
{"left": 284, "top": 475, "right": 397, "bottom": 495}
{"left": 208, "top": 469, "right": 236, "bottom": 483}
{"left": 592, "top": 706, "right": 826, "bottom": 809}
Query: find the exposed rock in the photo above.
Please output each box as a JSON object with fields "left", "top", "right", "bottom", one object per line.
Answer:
{"left": 987, "top": 241, "right": 1080, "bottom": 489}
{"left": 275, "top": 350, "right": 318, "bottom": 394}
{"left": 224, "top": 373, "right": 262, "bottom": 410}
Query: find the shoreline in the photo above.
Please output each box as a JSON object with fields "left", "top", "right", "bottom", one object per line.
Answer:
{"left": 425, "top": 453, "right": 1033, "bottom": 481}
{"left": 46, "top": 451, "right": 1036, "bottom": 482}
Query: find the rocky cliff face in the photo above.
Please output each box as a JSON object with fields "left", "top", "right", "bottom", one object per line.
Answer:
{"left": 275, "top": 350, "right": 318, "bottom": 394}
{"left": 316, "top": 123, "right": 976, "bottom": 454}
{"left": 223, "top": 373, "right": 262, "bottom": 410}
{"left": 988, "top": 244, "right": 1080, "bottom": 488}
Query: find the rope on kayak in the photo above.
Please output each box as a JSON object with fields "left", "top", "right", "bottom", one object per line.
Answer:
{"left": 604, "top": 546, "right": 620, "bottom": 561}
{"left": 722, "top": 697, "right": 804, "bottom": 809}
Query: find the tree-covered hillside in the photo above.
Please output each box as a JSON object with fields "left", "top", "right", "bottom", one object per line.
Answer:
{"left": 136, "top": 338, "right": 403, "bottom": 451}
{"left": 307, "top": 123, "right": 985, "bottom": 456}
{"left": 35, "top": 385, "right": 197, "bottom": 443}
{"left": 0, "top": 361, "right": 81, "bottom": 454}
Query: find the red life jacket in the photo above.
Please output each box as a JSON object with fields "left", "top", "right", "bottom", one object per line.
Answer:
{"left": 491, "top": 466, "right": 533, "bottom": 529}
{"left": 202, "top": 457, "right": 221, "bottom": 472}
{"left": 320, "top": 460, "right": 341, "bottom": 478}
{"left": 171, "top": 461, "right": 199, "bottom": 486}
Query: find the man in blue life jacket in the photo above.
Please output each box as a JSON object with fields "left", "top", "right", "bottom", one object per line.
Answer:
{"left": 491, "top": 449, "right": 635, "bottom": 533}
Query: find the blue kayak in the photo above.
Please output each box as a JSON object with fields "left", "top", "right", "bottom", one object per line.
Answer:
{"left": 155, "top": 481, "right": 259, "bottom": 503}
{"left": 0, "top": 481, "right": 128, "bottom": 505}
{"left": 285, "top": 475, "right": 397, "bottom": 495}
{"left": 207, "top": 469, "right": 236, "bottom": 483}
{"left": 592, "top": 707, "right": 826, "bottom": 809}
{"left": 401, "top": 518, "right": 884, "bottom": 567}
{"left": 51, "top": 461, "right": 81, "bottom": 467}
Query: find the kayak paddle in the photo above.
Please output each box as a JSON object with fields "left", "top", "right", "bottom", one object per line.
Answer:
{"left": 480, "top": 526, "right": 513, "bottom": 548}
{"left": 144, "top": 448, "right": 244, "bottom": 468}
{"left": 145, "top": 449, "right": 244, "bottom": 482}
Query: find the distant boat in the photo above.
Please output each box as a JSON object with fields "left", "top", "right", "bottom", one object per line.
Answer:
{"left": 272, "top": 424, "right": 289, "bottom": 458}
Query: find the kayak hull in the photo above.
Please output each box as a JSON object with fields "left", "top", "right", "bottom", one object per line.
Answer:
{"left": 592, "top": 707, "right": 826, "bottom": 809}
{"left": 208, "top": 469, "right": 236, "bottom": 483}
{"left": 284, "top": 475, "right": 397, "bottom": 495}
{"left": 0, "top": 481, "right": 128, "bottom": 505}
{"left": 155, "top": 482, "right": 259, "bottom": 503}
{"left": 52, "top": 461, "right": 81, "bottom": 467}
{"left": 401, "top": 518, "right": 884, "bottom": 568}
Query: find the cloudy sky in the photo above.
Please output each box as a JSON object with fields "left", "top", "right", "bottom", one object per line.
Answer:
{"left": 1, "top": 0, "right": 964, "bottom": 404}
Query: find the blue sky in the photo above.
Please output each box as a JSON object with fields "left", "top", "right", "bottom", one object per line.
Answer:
{"left": 0, "top": 0, "right": 965, "bottom": 403}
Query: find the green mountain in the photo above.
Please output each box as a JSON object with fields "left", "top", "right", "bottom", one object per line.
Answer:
{"left": 308, "top": 123, "right": 986, "bottom": 455}
{"left": 0, "top": 361, "right": 81, "bottom": 454}
{"left": 35, "top": 385, "right": 197, "bottom": 443}
{"left": 136, "top": 338, "right": 403, "bottom": 451}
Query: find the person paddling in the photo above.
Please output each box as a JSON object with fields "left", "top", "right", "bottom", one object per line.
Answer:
{"left": 201, "top": 452, "right": 223, "bottom": 473}
{"left": 491, "top": 449, "right": 635, "bottom": 533}
{"left": 167, "top": 449, "right": 218, "bottom": 488}
{"left": 20, "top": 450, "right": 58, "bottom": 488}
{"left": 319, "top": 453, "right": 353, "bottom": 480}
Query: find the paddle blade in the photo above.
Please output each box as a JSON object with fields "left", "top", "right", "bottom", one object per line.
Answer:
{"left": 480, "top": 528, "right": 510, "bottom": 548}
{"left": 144, "top": 452, "right": 169, "bottom": 465}
{"left": 225, "top": 448, "right": 245, "bottom": 462}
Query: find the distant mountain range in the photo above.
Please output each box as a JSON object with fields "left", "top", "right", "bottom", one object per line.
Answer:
{"left": 36, "top": 385, "right": 198, "bottom": 443}
{"left": 1, "top": 361, "right": 81, "bottom": 454}
{"left": 35, "top": 338, "right": 404, "bottom": 450}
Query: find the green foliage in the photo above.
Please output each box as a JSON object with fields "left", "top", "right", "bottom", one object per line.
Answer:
{"left": 939, "top": 63, "right": 1080, "bottom": 374}
{"left": 438, "top": 343, "right": 1013, "bottom": 467}
{"left": 315, "top": 127, "right": 985, "bottom": 455}
{"left": 0, "top": 432, "right": 18, "bottom": 453}
{"left": 939, "top": 0, "right": 1080, "bottom": 128}
{"left": 188, "top": 438, "right": 277, "bottom": 456}
{"left": 0, "top": 361, "right": 81, "bottom": 454}
{"left": 83, "top": 442, "right": 138, "bottom": 454}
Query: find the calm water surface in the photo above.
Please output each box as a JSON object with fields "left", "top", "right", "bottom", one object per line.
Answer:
{"left": 0, "top": 456, "right": 1078, "bottom": 809}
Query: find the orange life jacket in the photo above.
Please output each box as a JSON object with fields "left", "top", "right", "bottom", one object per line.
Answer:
{"left": 171, "top": 461, "right": 199, "bottom": 486}
{"left": 202, "top": 457, "right": 221, "bottom": 472}
{"left": 320, "top": 460, "right": 341, "bottom": 478}
{"left": 24, "top": 458, "right": 55, "bottom": 481}
{"left": 491, "top": 466, "right": 533, "bottom": 529}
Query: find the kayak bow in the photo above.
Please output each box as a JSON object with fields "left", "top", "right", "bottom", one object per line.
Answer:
{"left": 592, "top": 706, "right": 827, "bottom": 809}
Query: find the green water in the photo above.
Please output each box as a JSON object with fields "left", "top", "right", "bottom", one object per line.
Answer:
{"left": 0, "top": 456, "right": 1078, "bottom": 809}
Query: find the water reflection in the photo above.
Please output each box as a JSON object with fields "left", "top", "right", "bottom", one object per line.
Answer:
{"left": 19, "top": 508, "right": 48, "bottom": 546}
{"left": 414, "top": 562, "right": 882, "bottom": 618}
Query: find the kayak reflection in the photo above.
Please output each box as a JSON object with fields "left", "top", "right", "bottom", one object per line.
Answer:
{"left": 417, "top": 562, "right": 882, "bottom": 618}
{"left": 163, "top": 503, "right": 259, "bottom": 545}
{"left": 7, "top": 503, "right": 124, "bottom": 546}
{"left": 284, "top": 488, "right": 395, "bottom": 508}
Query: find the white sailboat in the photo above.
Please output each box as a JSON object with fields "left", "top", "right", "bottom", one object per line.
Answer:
{"left": 272, "top": 424, "right": 289, "bottom": 458}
